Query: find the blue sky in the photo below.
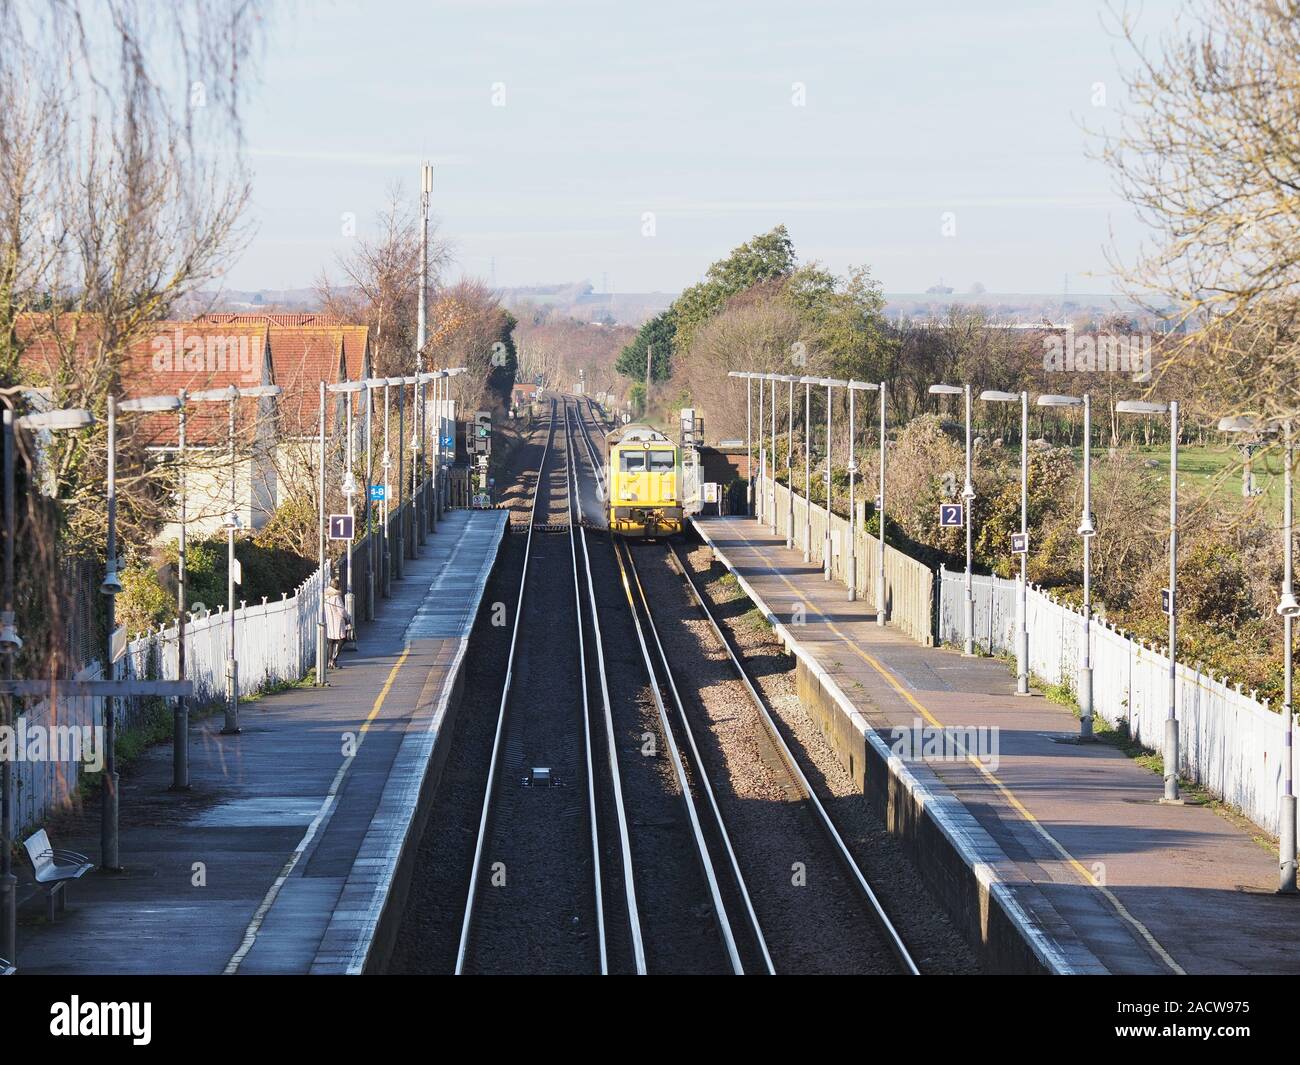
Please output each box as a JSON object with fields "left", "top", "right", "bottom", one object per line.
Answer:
{"left": 229, "top": 0, "right": 1182, "bottom": 295}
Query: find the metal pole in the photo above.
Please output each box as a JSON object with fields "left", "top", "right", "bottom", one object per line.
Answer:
{"left": 786, "top": 377, "right": 794, "bottom": 549}
{"left": 754, "top": 374, "right": 759, "bottom": 525}
{"left": 804, "top": 380, "right": 811, "bottom": 562}
{"left": 1282, "top": 420, "right": 1296, "bottom": 892}
{"left": 318, "top": 381, "right": 328, "bottom": 686}
{"left": 383, "top": 383, "right": 392, "bottom": 597}
{"left": 222, "top": 396, "right": 239, "bottom": 734}
{"left": 345, "top": 392, "right": 356, "bottom": 633}
{"left": 847, "top": 385, "right": 857, "bottom": 601}
{"left": 878, "top": 383, "right": 886, "bottom": 627}
{"left": 1080, "top": 395, "right": 1094, "bottom": 736}
{"left": 1, "top": 411, "right": 16, "bottom": 960}
{"left": 1164, "top": 401, "right": 1180, "bottom": 802}
{"left": 1016, "top": 391, "right": 1029, "bottom": 694}
{"left": 764, "top": 377, "right": 774, "bottom": 540}
{"left": 365, "top": 387, "right": 375, "bottom": 622}
{"left": 172, "top": 396, "right": 189, "bottom": 788}
{"left": 745, "top": 376, "right": 752, "bottom": 517}
{"left": 397, "top": 381, "right": 406, "bottom": 575}
{"left": 963, "top": 384, "right": 975, "bottom": 656}
{"left": 102, "top": 395, "right": 121, "bottom": 868}
{"left": 824, "top": 382, "right": 832, "bottom": 580}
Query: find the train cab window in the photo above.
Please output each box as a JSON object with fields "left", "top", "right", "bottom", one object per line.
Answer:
{"left": 648, "top": 450, "right": 675, "bottom": 472}
{"left": 620, "top": 451, "right": 647, "bottom": 473}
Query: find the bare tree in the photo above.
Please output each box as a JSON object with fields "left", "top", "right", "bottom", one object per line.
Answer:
{"left": 1101, "top": 0, "right": 1300, "bottom": 422}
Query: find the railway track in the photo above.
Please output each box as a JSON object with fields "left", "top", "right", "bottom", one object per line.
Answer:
{"left": 456, "top": 398, "right": 645, "bottom": 974}
{"left": 568, "top": 396, "right": 920, "bottom": 976}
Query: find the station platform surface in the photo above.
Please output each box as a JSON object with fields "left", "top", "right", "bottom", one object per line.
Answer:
{"left": 13, "top": 508, "right": 506, "bottom": 975}
{"left": 694, "top": 515, "right": 1300, "bottom": 975}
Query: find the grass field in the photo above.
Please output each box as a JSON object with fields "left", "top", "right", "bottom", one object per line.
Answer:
{"left": 1074, "top": 443, "right": 1288, "bottom": 512}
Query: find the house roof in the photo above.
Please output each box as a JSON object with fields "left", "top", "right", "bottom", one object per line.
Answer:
{"left": 16, "top": 314, "right": 374, "bottom": 446}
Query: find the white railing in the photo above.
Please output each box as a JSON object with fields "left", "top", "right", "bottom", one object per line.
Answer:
{"left": 14, "top": 559, "right": 328, "bottom": 834}
{"left": 938, "top": 567, "right": 1298, "bottom": 836}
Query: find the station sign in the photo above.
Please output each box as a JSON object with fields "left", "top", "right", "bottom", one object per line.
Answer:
{"left": 938, "top": 503, "right": 964, "bottom": 528}
{"left": 1010, "top": 532, "right": 1029, "bottom": 554}
{"left": 368, "top": 484, "right": 386, "bottom": 502}
{"left": 1161, "top": 587, "right": 1174, "bottom": 616}
{"left": 328, "top": 514, "right": 354, "bottom": 541}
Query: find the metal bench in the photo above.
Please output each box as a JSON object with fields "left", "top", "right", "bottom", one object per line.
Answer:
{"left": 1, "top": 958, "right": 14, "bottom": 975}
{"left": 23, "top": 829, "right": 93, "bottom": 921}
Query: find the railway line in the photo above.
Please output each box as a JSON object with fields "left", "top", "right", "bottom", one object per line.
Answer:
{"left": 402, "top": 394, "right": 929, "bottom": 975}
{"left": 568, "top": 396, "right": 921, "bottom": 976}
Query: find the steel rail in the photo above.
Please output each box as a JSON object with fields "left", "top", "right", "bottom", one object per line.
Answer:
{"left": 620, "top": 540, "right": 775, "bottom": 974}
{"left": 666, "top": 541, "right": 922, "bottom": 976}
{"left": 566, "top": 400, "right": 749, "bottom": 974}
{"left": 455, "top": 401, "right": 559, "bottom": 973}
{"left": 564, "top": 399, "right": 647, "bottom": 973}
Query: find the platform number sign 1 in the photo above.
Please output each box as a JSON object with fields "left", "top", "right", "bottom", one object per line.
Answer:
{"left": 938, "top": 503, "right": 964, "bottom": 528}
{"left": 328, "top": 514, "right": 354, "bottom": 541}
{"left": 1161, "top": 587, "right": 1174, "bottom": 616}
{"left": 1010, "top": 532, "right": 1029, "bottom": 554}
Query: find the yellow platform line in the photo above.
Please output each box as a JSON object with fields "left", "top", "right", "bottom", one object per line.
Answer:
{"left": 729, "top": 527, "right": 1184, "bottom": 976}
{"left": 225, "top": 647, "right": 411, "bottom": 974}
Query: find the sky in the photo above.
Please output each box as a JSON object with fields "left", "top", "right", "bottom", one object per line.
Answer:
{"left": 227, "top": 0, "right": 1185, "bottom": 296}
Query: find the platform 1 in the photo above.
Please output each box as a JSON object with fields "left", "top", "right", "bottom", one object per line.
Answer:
{"left": 693, "top": 515, "right": 1300, "bottom": 975}
{"left": 13, "top": 508, "right": 506, "bottom": 975}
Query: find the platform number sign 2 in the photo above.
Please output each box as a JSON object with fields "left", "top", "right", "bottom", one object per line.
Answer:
{"left": 938, "top": 503, "right": 964, "bottom": 528}
{"left": 1010, "top": 532, "right": 1029, "bottom": 554}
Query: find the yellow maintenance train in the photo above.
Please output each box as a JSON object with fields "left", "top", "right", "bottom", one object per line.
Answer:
{"left": 605, "top": 423, "right": 683, "bottom": 538}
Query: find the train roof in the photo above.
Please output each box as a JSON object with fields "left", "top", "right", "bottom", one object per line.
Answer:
{"left": 608, "top": 423, "right": 673, "bottom": 447}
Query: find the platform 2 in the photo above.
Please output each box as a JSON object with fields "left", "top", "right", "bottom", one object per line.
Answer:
{"left": 693, "top": 515, "right": 1300, "bottom": 975}
{"left": 14, "top": 508, "right": 506, "bottom": 975}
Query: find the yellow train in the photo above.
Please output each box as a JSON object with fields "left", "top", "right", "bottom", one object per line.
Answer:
{"left": 606, "top": 424, "right": 683, "bottom": 538}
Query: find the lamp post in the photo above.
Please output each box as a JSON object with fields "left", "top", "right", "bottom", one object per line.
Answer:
{"left": 785, "top": 374, "right": 796, "bottom": 548}
{"left": 757, "top": 374, "right": 765, "bottom": 526}
{"left": 1039, "top": 394, "right": 1095, "bottom": 735}
{"left": 1117, "top": 398, "right": 1181, "bottom": 802}
{"left": 1, "top": 405, "right": 94, "bottom": 963}
{"left": 419, "top": 371, "right": 443, "bottom": 536}
{"left": 877, "top": 380, "right": 887, "bottom": 627}
{"left": 1278, "top": 419, "right": 1299, "bottom": 893}
{"left": 118, "top": 394, "right": 189, "bottom": 789}
{"left": 382, "top": 378, "right": 394, "bottom": 594}
{"left": 189, "top": 383, "right": 282, "bottom": 734}
{"left": 931, "top": 383, "right": 974, "bottom": 655}
{"left": 1219, "top": 414, "right": 1299, "bottom": 888}
{"left": 101, "top": 393, "right": 183, "bottom": 870}
{"left": 801, "top": 376, "right": 814, "bottom": 562}
{"left": 764, "top": 374, "right": 774, "bottom": 540}
{"left": 327, "top": 381, "right": 366, "bottom": 643}
{"left": 363, "top": 378, "right": 384, "bottom": 620}
{"left": 848, "top": 382, "right": 882, "bottom": 604}
{"left": 819, "top": 378, "right": 845, "bottom": 581}
{"left": 981, "top": 390, "right": 1030, "bottom": 694}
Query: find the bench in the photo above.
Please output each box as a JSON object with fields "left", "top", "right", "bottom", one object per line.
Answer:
{"left": 23, "top": 829, "right": 93, "bottom": 922}
{"left": 1, "top": 958, "right": 13, "bottom": 975}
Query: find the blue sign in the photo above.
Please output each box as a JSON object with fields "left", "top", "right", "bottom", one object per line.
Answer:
{"left": 938, "top": 503, "right": 964, "bottom": 528}
{"left": 369, "top": 484, "right": 386, "bottom": 501}
{"left": 441, "top": 435, "right": 453, "bottom": 449}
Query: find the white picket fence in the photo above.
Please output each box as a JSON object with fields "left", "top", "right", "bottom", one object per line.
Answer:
{"left": 12, "top": 564, "right": 325, "bottom": 834}
{"left": 938, "top": 566, "right": 1299, "bottom": 836}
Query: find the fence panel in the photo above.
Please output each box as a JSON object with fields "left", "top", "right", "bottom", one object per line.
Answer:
{"left": 937, "top": 568, "right": 1297, "bottom": 836}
